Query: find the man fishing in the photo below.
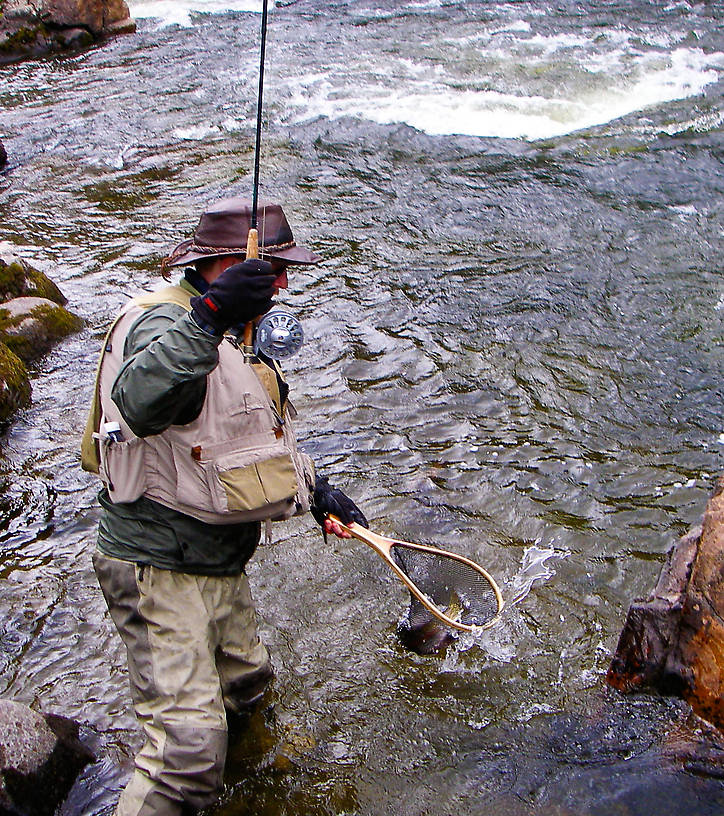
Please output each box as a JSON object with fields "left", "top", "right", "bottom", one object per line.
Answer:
{"left": 82, "top": 197, "right": 367, "bottom": 816}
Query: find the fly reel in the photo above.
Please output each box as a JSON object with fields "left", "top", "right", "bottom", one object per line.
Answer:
{"left": 254, "top": 308, "right": 304, "bottom": 360}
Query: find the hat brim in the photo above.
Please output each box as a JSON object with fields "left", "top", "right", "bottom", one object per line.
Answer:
{"left": 165, "top": 239, "right": 320, "bottom": 268}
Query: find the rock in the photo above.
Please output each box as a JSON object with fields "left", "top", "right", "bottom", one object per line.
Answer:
{"left": 0, "top": 141, "right": 6, "bottom": 169}
{"left": 607, "top": 525, "right": 700, "bottom": 694}
{"left": 608, "top": 476, "right": 724, "bottom": 731}
{"left": 0, "top": 251, "right": 66, "bottom": 305}
{"left": 0, "top": 700, "right": 94, "bottom": 816}
{"left": 24, "top": 0, "right": 132, "bottom": 36}
{"left": 0, "top": 251, "right": 81, "bottom": 424}
{"left": 0, "top": 0, "right": 135, "bottom": 64}
{"left": 0, "top": 341, "right": 31, "bottom": 425}
{"left": 0, "top": 296, "right": 83, "bottom": 362}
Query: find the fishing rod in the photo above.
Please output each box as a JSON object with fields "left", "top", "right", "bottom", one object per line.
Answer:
{"left": 243, "top": 0, "right": 304, "bottom": 361}
{"left": 246, "top": 0, "right": 270, "bottom": 262}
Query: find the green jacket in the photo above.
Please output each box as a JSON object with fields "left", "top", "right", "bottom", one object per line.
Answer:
{"left": 96, "top": 279, "right": 264, "bottom": 575}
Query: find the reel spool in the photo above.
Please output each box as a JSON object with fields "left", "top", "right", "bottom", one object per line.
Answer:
{"left": 254, "top": 308, "right": 304, "bottom": 360}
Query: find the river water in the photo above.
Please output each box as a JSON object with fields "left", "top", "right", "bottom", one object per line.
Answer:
{"left": 1, "top": 1, "right": 723, "bottom": 814}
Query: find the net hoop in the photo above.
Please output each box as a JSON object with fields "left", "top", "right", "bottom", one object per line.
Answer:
{"left": 330, "top": 517, "right": 505, "bottom": 632}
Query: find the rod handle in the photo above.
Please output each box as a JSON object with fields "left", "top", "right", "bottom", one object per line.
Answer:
{"left": 242, "top": 229, "right": 260, "bottom": 349}
{"left": 246, "top": 228, "right": 259, "bottom": 260}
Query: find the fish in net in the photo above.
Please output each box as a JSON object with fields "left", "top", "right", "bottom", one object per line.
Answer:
{"left": 391, "top": 543, "right": 501, "bottom": 629}
{"left": 323, "top": 515, "right": 503, "bottom": 653}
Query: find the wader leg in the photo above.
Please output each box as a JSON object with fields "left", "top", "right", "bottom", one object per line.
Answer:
{"left": 93, "top": 552, "right": 232, "bottom": 816}
{"left": 215, "top": 573, "right": 274, "bottom": 713}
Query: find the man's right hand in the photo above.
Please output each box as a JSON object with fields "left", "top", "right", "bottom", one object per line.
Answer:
{"left": 190, "top": 259, "right": 276, "bottom": 335}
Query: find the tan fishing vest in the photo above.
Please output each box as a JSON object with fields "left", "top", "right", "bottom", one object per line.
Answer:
{"left": 81, "top": 285, "right": 315, "bottom": 525}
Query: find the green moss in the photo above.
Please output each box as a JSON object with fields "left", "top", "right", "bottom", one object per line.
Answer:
{"left": 0, "top": 24, "right": 43, "bottom": 54}
{"left": 0, "top": 259, "right": 66, "bottom": 304}
{"left": 0, "top": 303, "right": 82, "bottom": 361}
{"left": 30, "top": 303, "right": 83, "bottom": 337}
{"left": 26, "top": 267, "right": 66, "bottom": 304}
{"left": 0, "top": 342, "right": 31, "bottom": 425}
{"left": 0, "top": 262, "right": 26, "bottom": 296}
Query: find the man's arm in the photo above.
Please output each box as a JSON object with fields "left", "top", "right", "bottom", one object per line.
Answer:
{"left": 111, "top": 303, "right": 222, "bottom": 437}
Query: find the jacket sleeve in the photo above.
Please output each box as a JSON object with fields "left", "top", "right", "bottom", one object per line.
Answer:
{"left": 111, "top": 303, "right": 223, "bottom": 438}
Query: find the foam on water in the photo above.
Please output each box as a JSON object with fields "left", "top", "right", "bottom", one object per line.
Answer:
{"left": 129, "top": 0, "right": 270, "bottom": 27}
{"left": 507, "top": 544, "right": 569, "bottom": 608}
{"left": 284, "top": 46, "right": 722, "bottom": 140}
{"left": 127, "top": 0, "right": 722, "bottom": 138}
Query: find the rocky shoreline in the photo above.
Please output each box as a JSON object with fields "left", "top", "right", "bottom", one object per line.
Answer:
{"left": 608, "top": 475, "right": 724, "bottom": 733}
{"left": 0, "top": 0, "right": 135, "bottom": 65}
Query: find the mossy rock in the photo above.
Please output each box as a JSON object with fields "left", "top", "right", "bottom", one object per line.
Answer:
{"left": 0, "top": 297, "right": 83, "bottom": 362}
{"left": 0, "top": 255, "right": 66, "bottom": 304}
{"left": 0, "top": 0, "right": 135, "bottom": 64}
{"left": 0, "top": 342, "right": 30, "bottom": 425}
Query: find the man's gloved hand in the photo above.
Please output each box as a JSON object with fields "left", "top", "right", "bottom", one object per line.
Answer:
{"left": 311, "top": 475, "right": 368, "bottom": 532}
{"left": 190, "top": 259, "right": 276, "bottom": 335}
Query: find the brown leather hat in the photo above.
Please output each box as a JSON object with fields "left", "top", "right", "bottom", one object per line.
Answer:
{"left": 163, "top": 197, "right": 320, "bottom": 269}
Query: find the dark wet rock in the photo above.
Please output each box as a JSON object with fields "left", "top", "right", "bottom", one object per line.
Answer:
{"left": 0, "top": 296, "right": 83, "bottom": 362}
{"left": 0, "top": 0, "right": 135, "bottom": 64}
{"left": 0, "top": 342, "right": 31, "bottom": 425}
{"left": 0, "top": 700, "right": 94, "bottom": 816}
{"left": 608, "top": 475, "right": 724, "bottom": 731}
{"left": 438, "top": 694, "right": 724, "bottom": 815}
{"left": 663, "top": 711, "right": 724, "bottom": 780}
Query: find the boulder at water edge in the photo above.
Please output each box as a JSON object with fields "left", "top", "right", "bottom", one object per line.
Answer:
{"left": 0, "top": 296, "right": 83, "bottom": 362}
{"left": 0, "top": 341, "right": 31, "bottom": 424}
{"left": 0, "top": 700, "right": 94, "bottom": 816}
{"left": 0, "top": 0, "right": 135, "bottom": 64}
{"left": 0, "top": 253, "right": 66, "bottom": 304}
{"left": 608, "top": 475, "right": 724, "bottom": 731}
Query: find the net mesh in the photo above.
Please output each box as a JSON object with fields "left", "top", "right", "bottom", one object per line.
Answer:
{"left": 391, "top": 544, "right": 500, "bottom": 628}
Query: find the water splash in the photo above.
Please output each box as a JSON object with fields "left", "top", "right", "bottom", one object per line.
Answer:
{"left": 439, "top": 543, "right": 569, "bottom": 671}
{"left": 507, "top": 543, "right": 569, "bottom": 609}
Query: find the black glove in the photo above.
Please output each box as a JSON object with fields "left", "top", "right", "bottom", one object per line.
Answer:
{"left": 190, "top": 259, "right": 276, "bottom": 335}
{"left": 311, "top": 475, "right": 368, "bottom": 529}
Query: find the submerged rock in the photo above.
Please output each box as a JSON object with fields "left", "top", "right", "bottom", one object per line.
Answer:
{"left": 608, "top": 475, "right": 724, "bottom": 731}
{"left": 0, "top": 700, "right": 94, "bottom": 816}
{"left": 0, "top": 0, "right": 135, "bottom": 64}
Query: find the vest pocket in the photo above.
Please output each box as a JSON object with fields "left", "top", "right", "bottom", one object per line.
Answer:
{"left": 216, "top": 452, "right": 298, "bottom": 513}
{"left": 101, "top": 437, "right": 147, "bottom": 503}
{"left": 170, "top": 438, "right": 299, "bottom": 516}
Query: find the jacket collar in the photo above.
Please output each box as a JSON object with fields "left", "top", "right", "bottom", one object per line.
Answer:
{"left": 181, "top": 268, "right": 208, "bottom": 296}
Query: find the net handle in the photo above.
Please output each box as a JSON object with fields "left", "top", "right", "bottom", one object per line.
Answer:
{"left": 327, "top": 515, "right": 504, "bottom": 632}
